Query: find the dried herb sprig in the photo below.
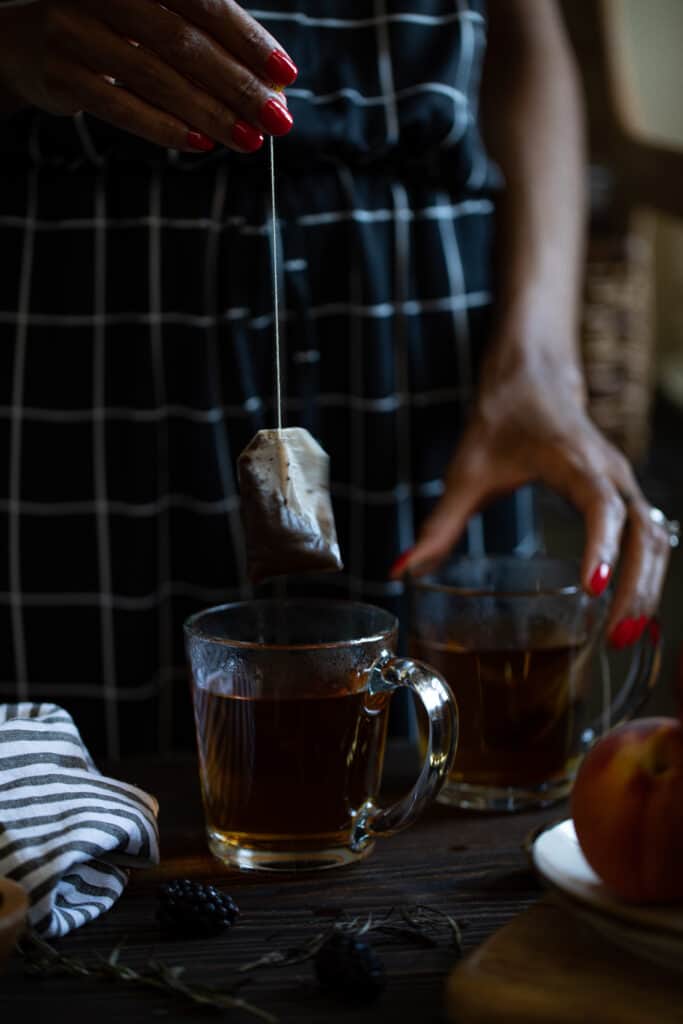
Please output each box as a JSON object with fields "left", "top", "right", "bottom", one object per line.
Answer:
{"left": 393, "top": 905, "right": 463, "bottom": 953}
{"left": 237, "top": 903, "right": 463, "bottom": 974}
{"left": 17, "top": 904, "right": 464, "bottom": 1014}
{"left": 18, "top": 932, "right": 277, "bottom": 1023}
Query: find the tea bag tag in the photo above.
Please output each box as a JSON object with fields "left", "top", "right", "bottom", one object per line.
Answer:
{"left": 238, "top": 426, "right": 343, "bottom": 584}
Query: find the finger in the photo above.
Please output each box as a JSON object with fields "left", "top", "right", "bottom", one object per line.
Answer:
{"left": 607, "top": 500, "right": 672, "bottom": 644}
{"left": 577, "top": 482, "right": 627, "bottom": 597}
{"left": 54, "top": 57, "right": 215, "bottom": 152}
{"left": 89, "top": 0, "right": 294, "bottom": 134}
{"left": 392, "top": 490, "right": 483, "bottom": 580}
{"left": 61, "top": 12, "right": 264, "bottom": 151}
{"left": 534, "top": 440, "right": 626, "bottom": 597}
{"left": 390, "top": 443, "right": 523, "bottom": 578}
{"left": 161, "top": 0, "right": 298, "bottom": 85}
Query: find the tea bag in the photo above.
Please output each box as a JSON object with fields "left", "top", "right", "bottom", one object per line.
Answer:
{"left": 238, "top": 142, "right": 342, "bottom": 584}
{"left": 238, "top": 426, "right": 343, "bottom": 585}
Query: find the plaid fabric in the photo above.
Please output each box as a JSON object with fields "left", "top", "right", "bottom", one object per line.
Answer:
{"left": 0, "top": 0, "right": 535, "bottom": 757}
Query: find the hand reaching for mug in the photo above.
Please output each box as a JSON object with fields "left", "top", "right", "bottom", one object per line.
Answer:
{"left": 392, "top": 346, "right": 674, "bottom": 648}
{"left": 0, "top": 0, "right": 297, "bottom": 152}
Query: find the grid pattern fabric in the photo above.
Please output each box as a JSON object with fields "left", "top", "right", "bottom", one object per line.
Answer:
{"left": 0, "top": 0, "right": 535, "bottom": 757}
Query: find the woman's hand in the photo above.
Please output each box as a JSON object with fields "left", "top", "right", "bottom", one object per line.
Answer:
{"left": 392, "top": 340, "right": 673, "bottom": 648}
{"left": 0, "top": 0, "right": 297, "bottom": 152}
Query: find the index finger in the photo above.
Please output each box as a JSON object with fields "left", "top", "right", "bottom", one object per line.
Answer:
{"left": 162, "top": 0, "right": 298, "bottom": 85}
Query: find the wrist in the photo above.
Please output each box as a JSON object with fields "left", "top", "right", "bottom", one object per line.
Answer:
{"left": 495, "top": 275, "right": 580, "bottom": 352}
{"left": 480, "top": 307, "right": 587, "bottom": 409}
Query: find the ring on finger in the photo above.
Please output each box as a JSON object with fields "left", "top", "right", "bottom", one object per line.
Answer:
{"left": 649, "top": 506, "right": 680, "bottom": 549}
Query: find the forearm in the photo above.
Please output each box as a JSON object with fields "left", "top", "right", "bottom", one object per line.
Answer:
{"left": 481, "top": 0, "right": 586, "bottom": 378}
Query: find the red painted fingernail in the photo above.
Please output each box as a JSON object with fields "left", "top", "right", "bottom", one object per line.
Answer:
{"left": 230, "top": 120, "right": 264, "bottom": 153}
{"left": 260, "top": 98, "right": 293, "bottom": 136}
{"left": 186, "top": 130, "right": 215, "bottom": 152}
{"left": 389, "top": 548, "right": 415, "bottom": 579}
{"left": 609, "top": 617, "right": 639, "bottom": 649}
{"left": 266, "top": 49, "right": 298, "bottom": 87}
{"left": 589, "top": 562, "right": 612, "bottom": 597}
{"left": 631, "top": 615, "right": 649, "bottom": 643}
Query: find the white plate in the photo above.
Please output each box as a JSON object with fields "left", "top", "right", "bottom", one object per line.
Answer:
{"left": 531, "top": 819, "right": 683, "bottom": 973}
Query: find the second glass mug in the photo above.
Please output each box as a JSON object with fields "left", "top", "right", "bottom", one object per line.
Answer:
{"left": 409, "top": 557, "right": 661, "bottom": 812}
{"left": 184, "top": 600, "right": 458, "bottom": 871}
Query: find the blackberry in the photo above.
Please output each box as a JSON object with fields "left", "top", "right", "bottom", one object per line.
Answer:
{"left": 156, "top": 879, "right": 240, "bottom": 937}
{"left": 314, "top": 932, "right": 386, "bottom": 1002}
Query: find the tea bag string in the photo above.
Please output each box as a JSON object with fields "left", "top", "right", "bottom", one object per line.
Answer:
{"left": 269, "top": 136, "right": 283, "bottom": 434}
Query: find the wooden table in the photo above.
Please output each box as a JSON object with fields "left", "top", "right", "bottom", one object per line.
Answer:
{"left": 1, "top": 748, "right": 558, "bottom": 1023}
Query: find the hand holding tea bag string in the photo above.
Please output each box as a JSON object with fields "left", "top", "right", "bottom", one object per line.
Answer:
{"left": 0, "top": 0, "right": 296, "bottom": 152}
{"left": 391, "top": 0, "right": 676, "bottom": 650}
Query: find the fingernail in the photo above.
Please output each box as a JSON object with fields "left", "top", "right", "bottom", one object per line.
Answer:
{"left": 260, "top": 98, "right": 293, "bottom": 136}
{"left": 631, "top": 615, "right": 649, "bottom": 644}
{"left": 389, "top": 548, "right": 415, "bottom": 579}
{"left": 589, "top": 562, "right": 612, "bottom": 597}
{"left": 186, "top": 130, "right": 215, "bottom": 152}
{"left": 266, "top": 49, "right": 298, "bottom": 87}
{"left": 230, "top": 120, "right": 264, "bottom": 152}
{"left": 609, "top": 617, "right": 639, "bottom": 649}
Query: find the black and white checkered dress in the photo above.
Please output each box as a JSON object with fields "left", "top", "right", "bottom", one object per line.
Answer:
{"left": 0, "top": 0, "right": 535, "bottom": 757}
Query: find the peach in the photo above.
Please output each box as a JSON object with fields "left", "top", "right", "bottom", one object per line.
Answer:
{"left": 571, "top": 717, "right": 683, "bottom": 904}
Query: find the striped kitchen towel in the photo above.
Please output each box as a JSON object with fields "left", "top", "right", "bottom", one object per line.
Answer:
{"left": 0, "top": 702, "right": 159, "bottom": 937}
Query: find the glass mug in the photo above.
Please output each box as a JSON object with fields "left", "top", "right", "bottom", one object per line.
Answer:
{"left": 184, "top": 600, "right": 458, "bottom": 871}
{"left": 409, "top": 557, "right": 660, "bottom": 812}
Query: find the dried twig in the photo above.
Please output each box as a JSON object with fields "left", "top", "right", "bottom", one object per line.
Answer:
{"left": 17, "top": 902, "right": 465, "bottom": 1014}
{"left": 236, "top": 904, "right": 464, "bottom": 974}
{"left": 19, "top": 932, "right": 277, "bottom": 1023}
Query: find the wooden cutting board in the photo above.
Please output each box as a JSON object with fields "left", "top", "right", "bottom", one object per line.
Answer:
{"left": 446, "top": 901, "right": 683, "bottom": 1024}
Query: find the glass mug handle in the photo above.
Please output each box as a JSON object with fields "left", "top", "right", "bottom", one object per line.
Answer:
{"left": 352, "top": 652, "right": 458, "bottom": 851}
{"left": 581, "top": 625, "right": 662, "bottom": 751}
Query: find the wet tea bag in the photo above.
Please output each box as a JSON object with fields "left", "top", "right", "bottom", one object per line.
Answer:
{"left": 238, "top": 427, "right": 343, "bottom": 584}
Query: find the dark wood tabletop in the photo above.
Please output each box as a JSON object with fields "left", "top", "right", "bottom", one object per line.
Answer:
{"left": 1, "top": 746, "right": 559, "bottom": 1024}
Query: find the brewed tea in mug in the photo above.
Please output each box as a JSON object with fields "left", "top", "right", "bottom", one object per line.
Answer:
{"left": 410, "top": 558, "right": 659, "bottom": 811}
{"left": 185, "top": 600, "right": 458, "bottom": 870}
{"left": 193, "top": 674, "right": 390, "bottom": 855}
{"left": 412, "top": 629, "right": 592, "bottom": 787}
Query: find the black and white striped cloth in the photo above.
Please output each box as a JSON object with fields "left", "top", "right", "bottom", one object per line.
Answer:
{"left": 0, "top": 703, "right": 159, "bottom": 937}
{"left": 0, "top": 0, "right": 537, "bottom": 758}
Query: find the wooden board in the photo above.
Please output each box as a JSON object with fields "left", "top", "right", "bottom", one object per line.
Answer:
{"left": 446, "top": 900, "right": 683, "bottom": 1024}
